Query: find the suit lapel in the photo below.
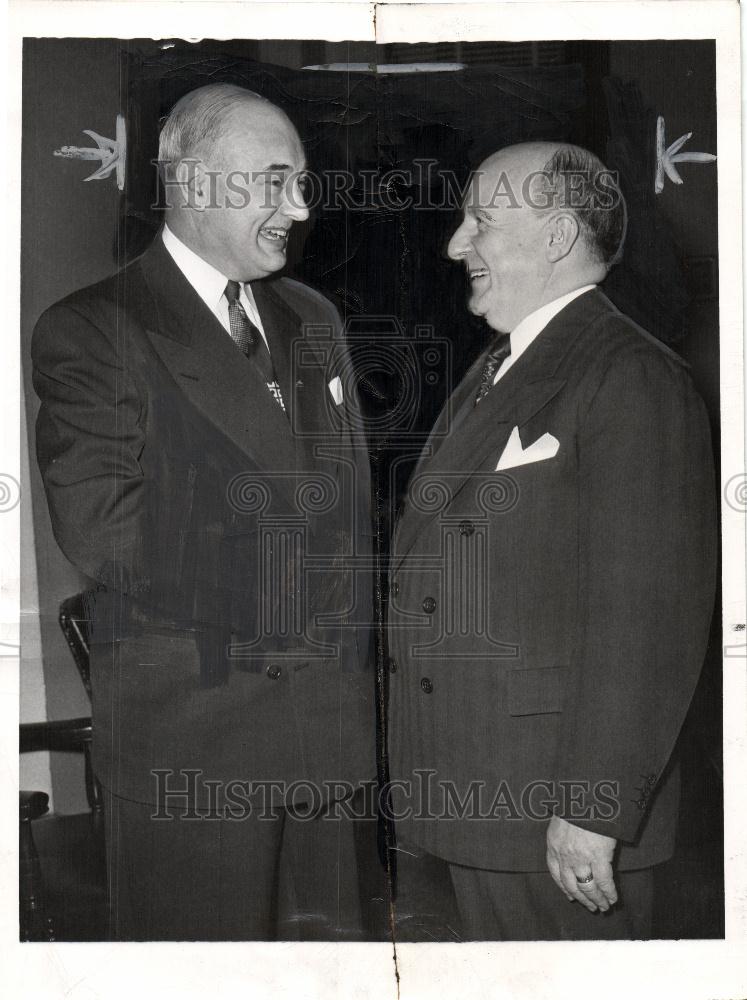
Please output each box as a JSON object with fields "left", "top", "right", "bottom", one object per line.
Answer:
{"left": 252, "top": 280, "right": 295, "bottom": 420}
{"left": 135, "top": 237, "right": 300, "bottom": 487}
{"left": 395, "top": 289, "right": 610, "bottom": 567}
{"left": 411, "top": 345, "right": 488, "bottom": 478}
{"left": 252, "top": 279, "right": 327, "bottom": 436}
{"left": 255, "top": 279, "right": 336, "bottom": 467}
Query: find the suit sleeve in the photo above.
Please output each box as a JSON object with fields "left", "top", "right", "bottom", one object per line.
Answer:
{"left": 555, "top": 345, "right": 717, "bottom": 843}
{"left": 32, "top": 302, "right": 148, "bottom": 593}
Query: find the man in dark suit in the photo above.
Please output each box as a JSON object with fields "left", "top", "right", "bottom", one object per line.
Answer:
{"left": 32, "top": 84, "right": 375, "bottom": 939}
{"left": 387, "top": 142, "right": 717, "bottom": 939}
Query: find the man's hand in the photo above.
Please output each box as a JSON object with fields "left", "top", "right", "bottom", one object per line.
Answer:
{"left": 546, "top": 815, "right": 618, "bottom": 912}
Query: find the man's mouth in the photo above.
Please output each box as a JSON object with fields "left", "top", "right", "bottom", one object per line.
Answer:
{"left": 259, "top": 226, "right": 289, "bottom": 246}
{"left": 468, "top": 267, "right": 489, "bottom": 283}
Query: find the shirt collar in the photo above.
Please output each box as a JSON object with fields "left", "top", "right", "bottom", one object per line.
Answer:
{"left": 162, "top": 224, "right": 234, "bottom": 314}
{"left": 510, "top": 285, "right": 596, "bottom": 354}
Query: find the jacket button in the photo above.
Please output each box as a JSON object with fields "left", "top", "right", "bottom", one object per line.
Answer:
{"left": 266, "top": 664, "right": 282, "bottom": 680}
{"left": 635, "top": 798, "right": 647, "bottom": 810}
{"left": 391, "top": 581, "right": 399, "bottom": 597}
{"left": 388, "top": 658, "right": 398, "bottom": 673}
{"left": 646, "top": 774, "right": 657, "bottom": 785}
{"left": 422, "top": 596, "right": 436, "bottom": 614}
{"left": 459, "top": 521, "right": 475, "bottom": 536}
{"left": 420, "top": 677, "right": 433, "bottom": 694}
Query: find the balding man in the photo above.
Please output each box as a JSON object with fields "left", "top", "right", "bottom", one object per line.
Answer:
{"left": 32, "top": 84, "right": 375, "bottom": 939}
{"left": 387, "top": 143, "right": 716, "bottom": 939}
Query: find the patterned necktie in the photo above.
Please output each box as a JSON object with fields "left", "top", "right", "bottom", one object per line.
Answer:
{"left": 224, "top": 280, "right": 285, "bottom": 411}
{"left": 225, "top": 279, "right": 261, "bottom": 354}
{"left": 474, "top": 332, "right": 512, "bottom": 406}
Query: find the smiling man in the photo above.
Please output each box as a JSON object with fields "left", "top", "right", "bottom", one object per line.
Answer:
{"left": 387, "top": 142, "right": 717, "bottom": 939}
{"left": 32, "top": 84, "right": 375, "bottom": 940}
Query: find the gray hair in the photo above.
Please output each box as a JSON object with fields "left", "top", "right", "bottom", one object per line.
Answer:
{"left": 158, "top": 83, "right": 268, "bottom": 177}
{"left": 538, "top": 145, "right": 627, "bottom": 269}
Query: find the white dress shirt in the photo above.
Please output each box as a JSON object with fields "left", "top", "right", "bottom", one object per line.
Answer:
{"left": 493, "top": 285, "right": 596, "bottom": 384}
{"left": 161, "top": 224, "right": 269, "bottom": 349}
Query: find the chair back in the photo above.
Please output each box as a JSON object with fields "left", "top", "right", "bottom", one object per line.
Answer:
{"left": 58, "top": 592, "right": 92, "bottom": 698}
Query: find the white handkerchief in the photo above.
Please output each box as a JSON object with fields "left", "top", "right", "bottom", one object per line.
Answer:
{"left": 495, "top": 426, "right": 560, "bottom": 471}
{"left": 328, "top": 375, "right": 343, "bottom": 405}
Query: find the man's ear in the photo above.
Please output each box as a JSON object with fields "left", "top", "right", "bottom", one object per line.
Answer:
{"left": 546, "top": 213, "right": 579, "bottom": 262}
{"left": 174, "top": 158, "right": 211, "bottom": 212}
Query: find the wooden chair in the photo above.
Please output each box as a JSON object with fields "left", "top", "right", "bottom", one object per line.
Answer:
{"left": 19, "top": 593, "right": 107, "bottom": 941}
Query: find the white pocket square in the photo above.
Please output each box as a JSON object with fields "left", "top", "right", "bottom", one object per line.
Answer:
{"left": 328, "top": 376, "right": 343, "bottom": 405}
{"left": 495, "top": 426, "right": 560, "bottom": 471}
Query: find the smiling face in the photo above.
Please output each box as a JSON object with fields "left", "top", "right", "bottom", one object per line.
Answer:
{"left": 175, "top": 101, "right": 309, "bottom": 282}
{"left": 447, "top": 148, "right": 555, "bottom": 333}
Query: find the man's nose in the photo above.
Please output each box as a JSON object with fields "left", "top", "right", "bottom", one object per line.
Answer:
{"left": 283, "top": 178, "right": 310, "bottom": 222}
{"left": 447, "top": 220, "right": 473, "bottom": 260}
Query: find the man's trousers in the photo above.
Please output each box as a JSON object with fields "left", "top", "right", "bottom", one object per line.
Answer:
{"left": 392, "top": 841, "right": 653, "bottom": 941}
{"left": 103, "top": 788, "right": 368, "bottom": 940}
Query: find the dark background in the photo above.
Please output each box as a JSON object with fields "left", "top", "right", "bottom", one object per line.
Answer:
{"left": 21, "top": 37, "right": 722, "bottom": 937}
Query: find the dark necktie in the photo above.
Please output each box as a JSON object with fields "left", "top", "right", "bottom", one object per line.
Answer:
{"left": 474, "top": 332, "right": 512, "bottom": 406}
{"left": 224, "top": 280, "right": 285, "bottom": 411}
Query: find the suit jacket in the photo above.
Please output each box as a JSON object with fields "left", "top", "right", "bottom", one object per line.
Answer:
{"left": 387, "top": 288, "right": 717, "bottom": 871}
{"left": 33, "top": 235, "right": 375, "bottom": 807}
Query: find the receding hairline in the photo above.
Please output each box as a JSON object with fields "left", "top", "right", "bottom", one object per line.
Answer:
{"left": 475, "top": 143, "right": 574, "bottom": 200}
{"left": 469, "top": 141, "right": 625, "bottom": 269}
{"left": 484, "top": 141, "right": 566, "bottom": 168}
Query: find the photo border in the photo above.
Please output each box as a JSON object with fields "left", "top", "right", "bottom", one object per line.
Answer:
{"left": 4, "top": 2, "right": 744, "bottom": 998}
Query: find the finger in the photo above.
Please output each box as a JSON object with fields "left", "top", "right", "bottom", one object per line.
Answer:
{"left": 575, "top": 874, "right": 610, "bottom": 912}
{"left": 559, "top": 865, "right": 597, "bottom": 912}
{"left": 546, "top": 853, "right": 574, "bottom": 902}
{"left": 592, "top": 859, "right": 618, "bottom": 907}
